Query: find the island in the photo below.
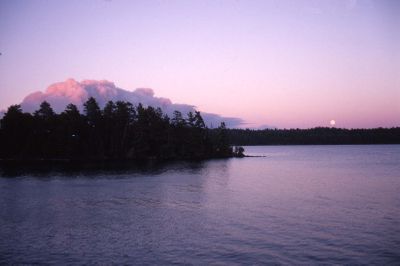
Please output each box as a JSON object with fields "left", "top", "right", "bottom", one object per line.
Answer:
{"left": 0, "top": 98, "right": 245, "bottom": 162}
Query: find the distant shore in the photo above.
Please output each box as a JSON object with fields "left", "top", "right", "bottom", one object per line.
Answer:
{"left": 226, "top": 127, "right": 400, "bottom": 146}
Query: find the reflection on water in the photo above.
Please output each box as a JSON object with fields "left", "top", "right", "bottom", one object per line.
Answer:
{"left": 1, "top": 145, "right": 400, "bottom": 264}
{"left": 0, "top": 160, "right": 209, "bottom": 178}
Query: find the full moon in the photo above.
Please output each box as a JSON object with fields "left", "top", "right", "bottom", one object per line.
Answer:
{"left": 330, "top": 120, "right": 336, "bottom": 126}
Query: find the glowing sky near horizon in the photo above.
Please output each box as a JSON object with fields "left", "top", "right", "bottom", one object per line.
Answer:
{"left": 0, "top": 0, "right": 399, "bottom": 128}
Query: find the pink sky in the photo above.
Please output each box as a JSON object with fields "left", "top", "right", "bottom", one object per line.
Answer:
{"left": 0, "top": 0, "right": 399, "bottom": 128}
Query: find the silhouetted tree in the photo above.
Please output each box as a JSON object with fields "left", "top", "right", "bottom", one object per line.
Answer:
{"left": 3, "top": 97, "right": 399, "bottom": 164}
{"left": 225, "top": 127, "right": 400, "bottom": 145}
{"left": 0, "top": 99, "right": 243, "bottom": 161}
{"left": 59, "top": 104, "right": 84, "bottom": 157}
{"left": 0, "top": 105, "right": 32, "bottom": 158}
{"left": 172, "top": 110, "right": 185, "bottom": 127}
{"left": 34, "top": 101, "right": 55, "bottom": 119}
{"left": 194, "top": 111, "right": 205, "bottom": 129}
{"left": 83, "top": 97, "right": 103, "bottom": 158}
{"left": 213, "top": 122, "right": 232, "bottom": 156}
{"left": 32, "top": 101, "right": 59, "bottom": 158}
{"left": 234, "top": 146, "right": 245, "bottom": 157}
{"left": 84, "top": 97, "right": 101, "bottom": 126}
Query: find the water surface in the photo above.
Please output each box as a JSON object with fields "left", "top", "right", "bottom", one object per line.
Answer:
{"left": 1, "top": 145, "right": 400, "bottom": 264}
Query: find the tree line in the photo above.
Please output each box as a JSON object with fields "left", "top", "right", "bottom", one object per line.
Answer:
{"left": 0, "top": 98, "right": 244, "bottom": 161}
{"left": 226, "top": 127, "right": 400, "bottom": 146}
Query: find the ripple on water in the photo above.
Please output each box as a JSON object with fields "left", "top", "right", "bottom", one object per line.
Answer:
{"left": 1, "top": 145, "right": 400, "bottom": 264}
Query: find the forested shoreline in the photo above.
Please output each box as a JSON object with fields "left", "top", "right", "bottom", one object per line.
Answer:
{"left": 226, "top": 127, "right": 400, "bottom": 146}
{"left": 0, "top": 98, "right": 398, "bottom": 163}
{"left": 0, "top": 98, "right": 244, "bottom": 161}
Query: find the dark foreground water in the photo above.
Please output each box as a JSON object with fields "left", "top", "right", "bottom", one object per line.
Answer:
{"left": 1, "top": 145, "right": 400, "bottom": 265}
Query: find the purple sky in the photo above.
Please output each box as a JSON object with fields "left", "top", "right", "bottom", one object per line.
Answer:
{"left": 0, "top": 0, "right": 399, "bottom": 128}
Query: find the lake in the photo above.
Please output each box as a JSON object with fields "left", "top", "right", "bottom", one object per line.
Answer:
{"left": 1, "top": 145, "right": 399, "bottom": 264}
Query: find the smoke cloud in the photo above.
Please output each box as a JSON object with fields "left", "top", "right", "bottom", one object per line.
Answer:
{"left": 17, "top": 79, "right": 243, "bottom": 127}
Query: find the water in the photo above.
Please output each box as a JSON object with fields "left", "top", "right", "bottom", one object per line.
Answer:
{"left": 1, "top": 145, "right": 400, "bottom": 264}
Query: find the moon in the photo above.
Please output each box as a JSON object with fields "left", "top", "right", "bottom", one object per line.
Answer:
{"left": 330, "top": 120, "right": 336, "bottom": 126}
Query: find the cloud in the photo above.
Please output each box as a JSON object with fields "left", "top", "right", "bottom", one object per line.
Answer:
{"left": 17, "top": 78, "right": 244, "bottom": 127}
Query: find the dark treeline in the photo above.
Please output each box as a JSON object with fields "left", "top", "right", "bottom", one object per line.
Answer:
{"left": 0, "top": 98, "right": 244, "bottom": 161}
{"left": 227, "top": 127, "right": 400, "bottom": 146}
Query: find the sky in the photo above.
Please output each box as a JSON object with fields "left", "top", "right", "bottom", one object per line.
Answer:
{"left": 0, "top": 0, "right": 399, "bottom": 129}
